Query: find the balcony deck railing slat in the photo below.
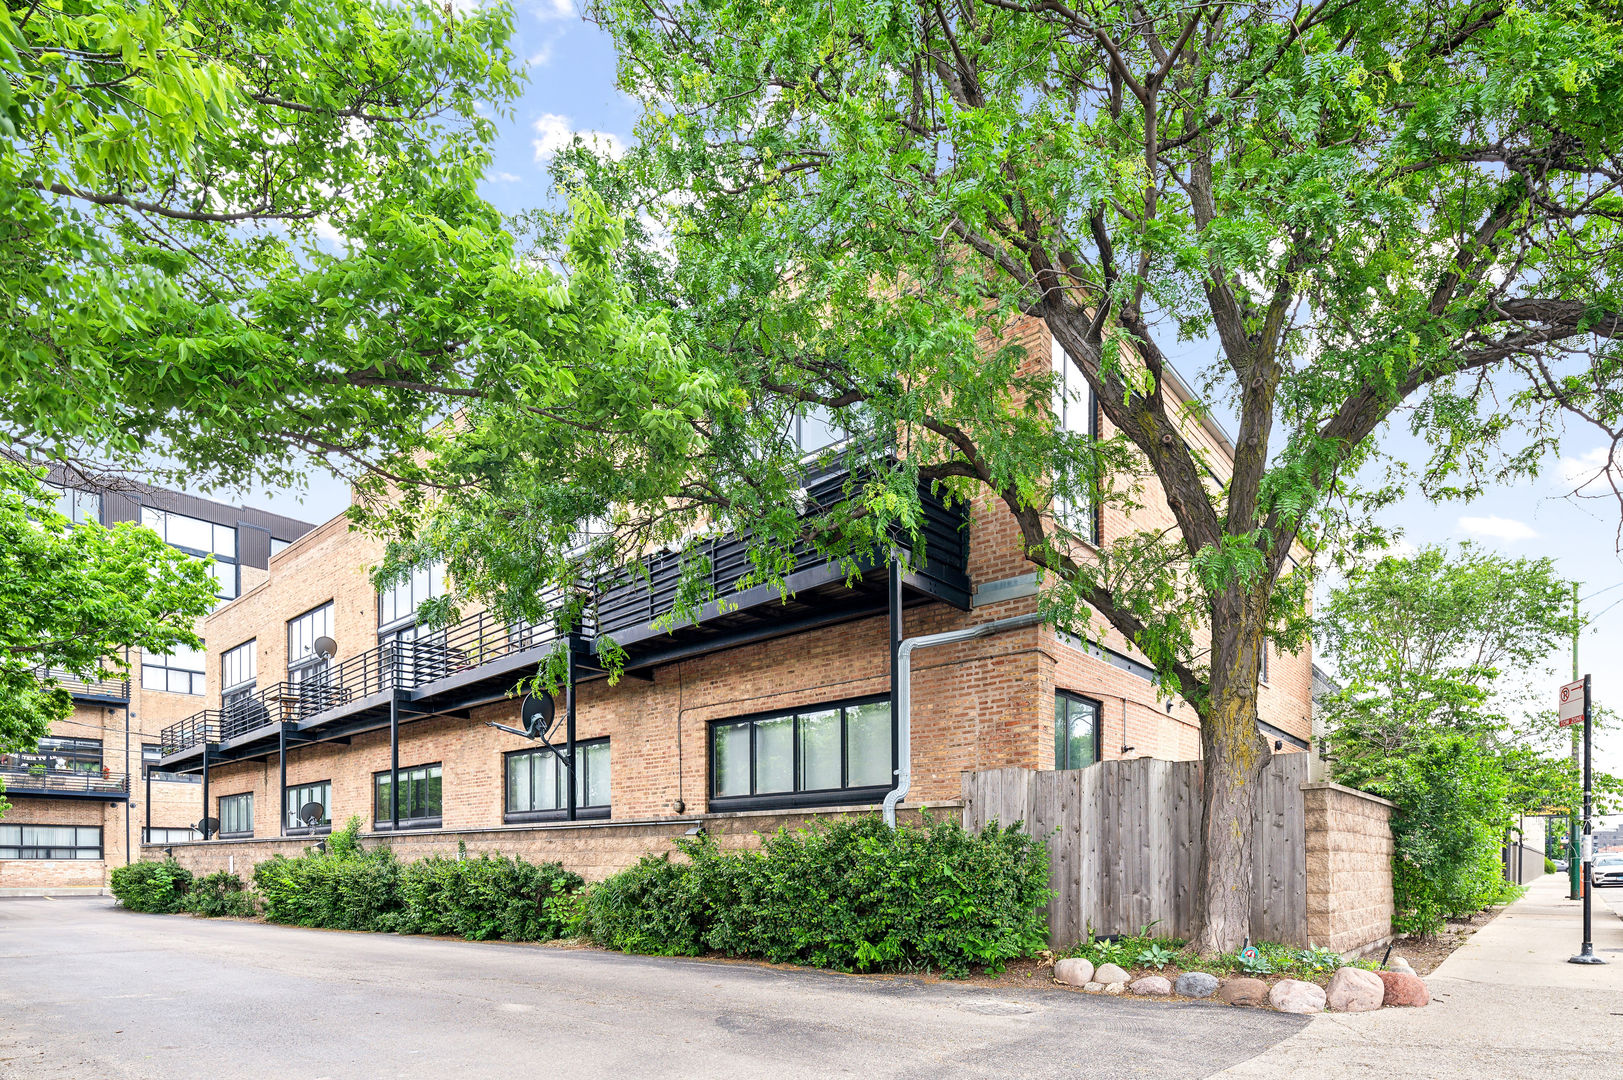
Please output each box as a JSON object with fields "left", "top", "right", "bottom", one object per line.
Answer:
{"left": 0, "top": 766, "right": 130, "bottom": 796}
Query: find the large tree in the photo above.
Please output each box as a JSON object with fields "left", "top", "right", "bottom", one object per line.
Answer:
{"left": 364, "top": 0, "right": 1623, "bottom": 952}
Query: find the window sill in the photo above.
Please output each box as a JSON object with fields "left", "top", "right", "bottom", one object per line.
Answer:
{"left": 281, "top": 826, "right": 332, "bottom": 838}
{"left": 503, "top": 806, "right": 610, "bottom": 825}
{"left": 371, "top": 819, "right": 444, "bottom": 833}
{"left": 217, "top": 831, "right": 254, "bottom": 840}
{"left": 707, "top": 785, "right": 894, "bottom": 814}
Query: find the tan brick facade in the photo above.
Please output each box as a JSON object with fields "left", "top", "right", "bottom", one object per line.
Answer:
{"left": 1304, "top": 783, "right": 1397, "bottom": 952}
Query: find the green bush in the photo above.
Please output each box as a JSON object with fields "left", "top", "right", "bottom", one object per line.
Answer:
{"left": 110, "top": 859, "right": 193, "bottom": 913}
{"left": 252, "top": 818, "right": 583, "bottom": 942}
{"left": 1544, "top": 856, "right": 1558, "bottom": 875}
{"left": 581, "top": 815, "right": 1051, "bottom": 977}
{"left": 181, "top": 871, "right": 256, "bottom": 918}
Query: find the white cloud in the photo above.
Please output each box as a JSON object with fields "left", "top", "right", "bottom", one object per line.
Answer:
{"left": 1458, "top": 515, "right": 1539, "bottom": 543}
{"left": 526, "top": 0, "right": 575, "bottom": 19}
{"left": 1558, "top": 445, "right": 1621, "bottom": 494}
{"left": 492, "top": 171, "right": 521, "bottom": 183}
{"left": 532, "top": 113, "right": 626, "bottom": 162}
{"left": 527, "top": 42, "right": 555, "bottom": 68}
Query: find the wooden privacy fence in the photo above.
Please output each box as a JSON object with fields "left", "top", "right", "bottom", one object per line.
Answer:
{"left": 962, "top": 754, "right": 1310, "bottom": 948}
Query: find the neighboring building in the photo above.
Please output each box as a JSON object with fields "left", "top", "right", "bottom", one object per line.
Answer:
{"left": 144, "top": 324, "right": 1316, "bottom": 881}
{"left": 0, "top": 479, "right": 313, "bottom": 894}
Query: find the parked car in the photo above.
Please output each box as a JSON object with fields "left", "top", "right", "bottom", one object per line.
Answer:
{"left": 1593, "top": 854, "right": 1623, "bottom": 888}
{"left": 1554, "top": 858, "right": 1569, "bottom": 873}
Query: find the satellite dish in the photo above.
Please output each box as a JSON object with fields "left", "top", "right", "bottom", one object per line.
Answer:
{"left": 196, "top": 816, "right": 220, "bottom": 837}
{"left": 520, "top": 692, "right": 556, "bottom": 739}
{"left": 313, "top": 635, "right": 338, "bottom": 660}
{"left": 298, "top": 802, "right": 326, "bottom": 827}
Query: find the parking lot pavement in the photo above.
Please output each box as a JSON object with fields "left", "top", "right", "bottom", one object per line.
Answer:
{"left": 1, "top": 897, "right": 1304, "bottom": 1080}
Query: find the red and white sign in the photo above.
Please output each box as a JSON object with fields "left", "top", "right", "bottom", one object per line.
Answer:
{"left": 1559, "top": 679, "right": 1586, "bottom": 728}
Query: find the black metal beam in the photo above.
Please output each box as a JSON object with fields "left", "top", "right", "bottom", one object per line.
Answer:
{"left": 565, "top": 636, "right": 578, "bottom": 822}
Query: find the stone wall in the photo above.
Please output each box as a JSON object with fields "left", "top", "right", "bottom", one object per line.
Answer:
{"left": 1303, "top": 782, "right": 1395, "bottom": 953}
{"left": 145, "top": 803, "right": 958, "bottom": 883}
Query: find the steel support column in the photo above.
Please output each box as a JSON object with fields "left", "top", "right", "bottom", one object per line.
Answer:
{"left": 200, "top": 747, "right": 210, "bottom": 839}
{"left": 389, "top": 690, "right": 401, "bottom": 831}
{"left": 888, "top": 552, "right": 904, "bottom": 795}
{"left": 566, "top": 638, "right": 578, "bottom": 822}
{"left": 278, "top": 723, "right": 288, "bottom": 836}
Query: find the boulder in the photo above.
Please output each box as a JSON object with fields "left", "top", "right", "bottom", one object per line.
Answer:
{"left": 1129, "top": 975, "right": 1172, "bottom": 997}
{"left": 1103, "top": 981, "right": 1127, "bottom": 995}
{"left": 1082, "top": 981, "right": 1104, "bottom": 993}
{"left": 1385, "top": 956, "right": 1416, "bottom": 975}
{"left": 1054, "top": 958, "right": 1095, "bottom": 987}
{"left": 1326, "top": 967, "right": 1385, "bottom": 1013}
{"left": 1268, "top": 979, "right": 1328, "bottom": 1014}
{"left": 1175, "top": 972, "right": 1220, "bottom": 999}
{"left": 1094, "top": 963, "right": 1131, "bottom": 984}
{"left": 1215, "top": 977, "right": 1270, "bottom": 1006}
{"left": 1379, "top": 971, "right": 1431, "bottom": 1007}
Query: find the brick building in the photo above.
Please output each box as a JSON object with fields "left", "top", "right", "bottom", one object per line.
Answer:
{"left": 0, "top": 482, "right": 312, "bottom": 894}
{"left": 142, "top": 326, "right": 1316, "bottom": 881}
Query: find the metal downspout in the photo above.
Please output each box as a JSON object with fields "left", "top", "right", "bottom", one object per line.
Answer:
{"left": 882, "top": 611, "right": 1045, "bottom": 828}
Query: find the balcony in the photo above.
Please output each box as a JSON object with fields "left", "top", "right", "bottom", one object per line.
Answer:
{"left": 35, "top": 667, "right": 130, "bottom": 705}
{"left": 0, "top": 764, "right": 130, "bottom": 800}
{"left": 156, "top": 463, "right": 971, "bottom": 772}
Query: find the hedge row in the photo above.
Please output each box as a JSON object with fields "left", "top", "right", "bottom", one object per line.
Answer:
{"left": 582, "top": 815, "right": 1051, "bottom": 977}
{"left": 113, "top": 814, "right": 1053, "bottom": 977}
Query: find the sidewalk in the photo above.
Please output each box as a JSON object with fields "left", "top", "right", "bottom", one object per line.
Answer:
{"left": 1216, "top": 875, "right": 1623, "bottom": 1079}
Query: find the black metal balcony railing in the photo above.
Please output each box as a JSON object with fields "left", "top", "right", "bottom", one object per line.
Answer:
{"left": 0, "top": 765, "right": 130, "bottom": 797}
{"left": 34, "top": 667, "right": 131, "bottom": 702}
{"left": 159, "top": 607, "right": 561, "bottom": 755}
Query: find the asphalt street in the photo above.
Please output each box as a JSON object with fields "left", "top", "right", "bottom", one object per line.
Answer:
{"left": 0, "top": 897, "right": 1304, "bottom": 1080}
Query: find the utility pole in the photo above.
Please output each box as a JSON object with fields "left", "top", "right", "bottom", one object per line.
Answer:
{"left": 1569, "top": 674, "right": 1604, "bottom": 965}
{"left": 1570, "top": 583, "right": 1582, "bottom": 901}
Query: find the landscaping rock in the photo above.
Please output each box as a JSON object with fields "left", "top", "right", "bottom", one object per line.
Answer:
{"left": 1129, "top": 975, "right": 1172, "bottom": 996}
{"left": 1082, "top": 981, "right": 1104, "bottom": 993}
{"left": 1175, "top": 972, "right": 1220, "bottom": 999}
{"left": 1094, "top": 963, "right": 1131, "bottom": 984}
{"left": 1384, "top": 956, "right": 1416, "bottom": 975}
{"left": 1378, "top": 971, "right": 1431, "bottom": 1007}
{"left": 1216, "top": 977, "right": 1269, "bottom": 1006}
{"left": 1268, "top": 979, "right": 1327, "bottom": 1014}
{"left": 1103, "top": 981, "right": 1127, "bottom": 995}
{"left": 1326, "top": 967, "right": 1385, "bottom": 1013}
{"left": 1053, "top": 958, "right": 1095, "bottom": 987}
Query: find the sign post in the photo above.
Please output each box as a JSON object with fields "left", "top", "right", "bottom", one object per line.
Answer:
{"left": 1561, "top": 675, "right": 1605, "bottom": 965}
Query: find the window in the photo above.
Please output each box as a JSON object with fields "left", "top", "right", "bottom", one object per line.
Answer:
{"left": 141, "top": 743, "right": 199, "bottom": 782}
{"left": 378, "top": 562, "right": 448, "bottom": 630}
{"left": 270, "top": 537, "right": 290, "bottom": 557}
{"left": 1051, "top": 340, "right": 1100, "bottom": 543}
{"left": 1260, "top": 646, "right": 1270, "bottom": 686}
{"left": 284, "top": 780, "right": 332, "bottom": 834}
{"left": 144, "top": 827, "right": 200, "bottom": 844}
{"left": 709, "top": 697, "right": 893, "bottom": 810}
{"left": 505, "top": 740, "right": 610, "bottom": 822}
{"left": 142, "top": 643, "right": 206, "bottom": 695}
{"left": 789, "top": 405, "right": 844, "bottom": 456}
{"left": 1, "top": 824, "right": 102, "bottom": 860}
{"left": 141, "top": 508, "right": 239, "bottom": 600}
{"left": 222, "top": 640, "right": 256, "bottom": 692}
{"left": 48, "top": 485, "right": 101, "bottom": 526}
{"left": 286, "top": 602, "right": 334, "bottom": 684}
{"left": 1054, "top": 691, "right": 1102, "bottom": 770}
{"left": 219, "top": 793, "right": 254, "bottom": 838}
{"left": 374, "top": 763, "right": 443, "bottom": 830}
{"left": 4, "top": 736, "right": 102, "bottom": 774}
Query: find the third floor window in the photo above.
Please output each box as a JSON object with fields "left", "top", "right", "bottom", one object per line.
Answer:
{"left": 287, "top": 603, "right": 334, "bottom": 685}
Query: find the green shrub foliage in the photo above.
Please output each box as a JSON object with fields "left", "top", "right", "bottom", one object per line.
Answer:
{"left": 252, "top": 819, "right": 583, "bottom": 941}
{"left": 109, "top": 859, "right": 193, "bottom": 913}
{"left": 182, "top": 871, "right": 256, "bottom": 917}
{"left": 582, "top": 815, "right": 1051, "bottom": 976}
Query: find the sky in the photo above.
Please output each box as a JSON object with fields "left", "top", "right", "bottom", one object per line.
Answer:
{"left": 209, "top": 2, "right": 1622, "bottom": 815}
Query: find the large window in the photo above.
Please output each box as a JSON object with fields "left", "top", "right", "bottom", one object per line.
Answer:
{"left": 144, "top": 827, "right": 200, "bottom": 844}
{"left": 504, "top": 740, "right": 609, "bottom": 822}
{"left": 222, "top": 640, "right": 256, "bottom": 693}
{"left": 219, "top": 793, "right": 254, "bottom": 838}
{"left": 1051, "top": 340, "right": 1100, "bottom": 543}
{"left": 286, "top": 603, "right": 334, "bottom": 684}
{"left": 49, "top": 485, "right": 102, "bottom": 525}
{"left": 373, "top": 763, "right": 442, "bottom": 830}
{"left": 142, "top": 507, "right": 239, "bottom": 599}
{"left": 710, "top": 697, "right": 893, "bottom": 810}
{"left": 789, "top": 405, "right": 844, "bottom": 456}
{"left": 142, "top": 643, "right": 206, "bottom": 696}
{"left": 3, "top": 736, "right": 102, "bottom": 774}
{"left": 284, "top": 780, "right": 332, "bottom": 834}
{"left": 141, "top": 743, "right": 199, "bottom": 783}
{"left": 1, "top": 824, "right": 102, "bottom": 860}
{"left": 1054, "top": 691, "right": 1101, "bottom": 770}
{"left": 378, "top": 562, "right": 448, "bottom": 630}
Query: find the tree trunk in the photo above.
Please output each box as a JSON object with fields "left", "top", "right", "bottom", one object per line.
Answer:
{"left": 1193, "top": 591, "right": 1273, "bottom": 955}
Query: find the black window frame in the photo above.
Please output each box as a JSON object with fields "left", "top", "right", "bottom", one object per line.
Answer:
{"left": 283, "top": 779, "right": 332, "bottom": 836}
{"left": 503, "top": 739, "right": 611, "bottom": 823}
{"left": 8, "top": 736, "right": 103, "bottom": 774}
{"left": 372, "top": 762, "right": 443, "bottom": 831}
{"left": 141, "top": 643, "right": 206, "bottom": 696}
{"left": 140, "top": 506, "right": 239, "bottom": 600}
{"left": 218, "top": 792, "right": 254, "bottom": 838}
{"left": 707, "top": 694, "right": 895, "bottom": 812}
{"left": 0, "top": 824, "right": 103, "bottom": 860}
{"left": 286, "top": 602, "right": 334, "bottom": 685}
{"left": 1054, "top": 689, "right": 1103, "bottom": 770}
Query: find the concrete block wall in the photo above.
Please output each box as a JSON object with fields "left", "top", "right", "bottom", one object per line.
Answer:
{"left": 1303, "top": 782, "right": 1396, "bottom": 952}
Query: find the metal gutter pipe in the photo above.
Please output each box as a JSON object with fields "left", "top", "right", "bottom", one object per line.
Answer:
{"left": 882, "top": 611, "right": 1046, "bottom": 828}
